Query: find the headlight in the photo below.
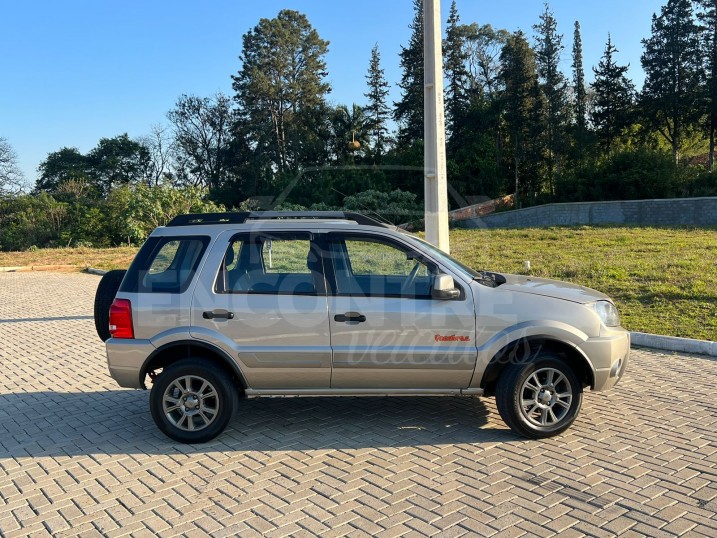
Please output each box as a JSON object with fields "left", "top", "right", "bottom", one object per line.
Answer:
{"left": 593, "top": 301, "right": 621, "bottom": 327}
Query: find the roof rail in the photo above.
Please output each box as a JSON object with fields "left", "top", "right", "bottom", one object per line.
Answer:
{"left": 166, "top": 212, "right": 250, "bottom": 226}
{"left": 166, "top": 211, "right": 391, "bottom": 228}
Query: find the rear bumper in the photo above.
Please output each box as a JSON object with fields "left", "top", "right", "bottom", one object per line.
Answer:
{"left": 578, "top": 330, "right": 630, "bottom": 391}
{"left": 106, "top": 338, "right": 155, "bottom": 389}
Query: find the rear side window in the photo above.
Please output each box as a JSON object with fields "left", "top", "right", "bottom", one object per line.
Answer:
{"left": 215, "top": 233, "right": 321, "bottom": 295}
{"left": 120, "top": 236, "right": 210, "bottom": 294}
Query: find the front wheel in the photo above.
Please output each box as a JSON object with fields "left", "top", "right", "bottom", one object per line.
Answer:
{"left": 495, "top": 354, "right": 583, "bottom": 439}
{"left": 150, "top": 359, "right": 238, "bottom": 443}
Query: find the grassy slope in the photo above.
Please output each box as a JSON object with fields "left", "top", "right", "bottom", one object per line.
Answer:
{"left": 449, "top": 227, "right": 717, "bottom": 341}
{"left": 0, "top": 246, "right": 139, "bottom": 271}
{"left": 0, "top": 226, "right": 714, "bottom": 340}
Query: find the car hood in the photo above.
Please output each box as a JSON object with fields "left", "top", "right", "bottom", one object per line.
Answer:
{"left": 497, "top": 274, "right": 611, "bottom": 304}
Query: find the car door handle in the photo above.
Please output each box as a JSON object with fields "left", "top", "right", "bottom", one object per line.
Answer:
{"left": 203, "top": 310, "right": 234, "bottom": 320}
{"left": 334, "top": 312, "right": 366, "bottom": 323}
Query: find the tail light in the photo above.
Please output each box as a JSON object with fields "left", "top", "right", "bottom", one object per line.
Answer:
{"left": 109, "top": 299, "right": 134, "bottom": 339}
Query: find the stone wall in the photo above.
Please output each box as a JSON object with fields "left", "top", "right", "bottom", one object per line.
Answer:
{"left": 457, "top": 197, "right": 717, "bottom": 228}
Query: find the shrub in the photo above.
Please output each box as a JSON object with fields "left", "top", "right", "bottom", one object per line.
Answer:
{"left": 124, "top": 183, "right": 224, "bottom": 243}
{"left": 0, "top": 193, "right": 67, "bottom": 250}
{"left": 342, "top": 189, "right": 421, "bottom": 224}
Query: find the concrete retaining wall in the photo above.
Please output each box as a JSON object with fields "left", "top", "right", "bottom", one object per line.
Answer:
{"left": 457, "top": 197, "right": 717, "bottom": 229}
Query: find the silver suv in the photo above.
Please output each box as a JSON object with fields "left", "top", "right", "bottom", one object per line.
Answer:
{"left": 96, "top": 211, "right": 629, "bottom": 443}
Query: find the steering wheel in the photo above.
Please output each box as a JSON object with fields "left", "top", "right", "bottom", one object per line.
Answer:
{"left": 401, "top": 262, "right": 422, "bottom": 294}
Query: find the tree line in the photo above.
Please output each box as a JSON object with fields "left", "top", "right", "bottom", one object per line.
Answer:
{"left": 2, "top": 0, "right": 717, "bottom": 250}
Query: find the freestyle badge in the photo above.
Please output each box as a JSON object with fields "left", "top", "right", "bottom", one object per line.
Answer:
{"left": 434, "top": 334, "right": 471, "bottom": 342}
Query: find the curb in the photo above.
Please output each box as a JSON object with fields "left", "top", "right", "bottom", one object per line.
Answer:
{"left": 631, "top": 332, "right": 717, "bottom": 357}
{"left": 84, "top": 268, "right": 108, "bottom": 276}
{"left": 0, "top": 264, "right": 78, "bottom": 272}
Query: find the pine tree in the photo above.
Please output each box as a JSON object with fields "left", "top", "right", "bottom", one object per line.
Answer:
{"left": 533, "top": 2, "right": 570, "bottom": 195}
{"left": 443, "top": 0, "right": 469, "bottom": 135}
{"left": 501, "top": 31, "right": 542, "bottom": 205}
{"left": 394, "top": 0, "right": 424, "bottom": 147}
{"left": 697, "top": 0, "right": 717, "bottom": 170}
{"left": 572, "top": 21, "right": 587, "bottom": 141}
{"left": 232, "top": 10, "right": 331, "bottom": 174}
{"left": 640, "top": 0, "right": 702, "bottom": 164}
{"left": 591, "top": 35, "right": 636, "bottom": 157}
{"left": 364, "top": 44, "right": 391, "bottom": 159}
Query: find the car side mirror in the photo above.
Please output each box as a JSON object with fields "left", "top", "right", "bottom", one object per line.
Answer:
{"left": 432, "top": 274, "right": 461, "bottom": 300}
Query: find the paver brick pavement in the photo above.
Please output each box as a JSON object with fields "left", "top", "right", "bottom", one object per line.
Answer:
{"left": 0, "top": 272, "right": 716, "bottom": 537}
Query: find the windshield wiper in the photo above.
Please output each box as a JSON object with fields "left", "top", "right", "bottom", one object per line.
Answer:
{"left": 474, "top": 271, "right": 507, "bottom": 288}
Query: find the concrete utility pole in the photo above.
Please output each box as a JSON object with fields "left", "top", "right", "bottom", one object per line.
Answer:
{"left": 423, "top": 0, "right": 450, "bottom": 253}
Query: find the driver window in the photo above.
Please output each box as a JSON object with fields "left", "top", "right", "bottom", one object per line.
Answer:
{"left": 334, "top": 237, "right": 435, "bottom": 298}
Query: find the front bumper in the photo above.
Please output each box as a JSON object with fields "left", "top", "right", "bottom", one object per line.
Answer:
{"left": 106, "top": 338, "right": 155, "bottom": 389}
{"left": 578, "top": 330, "right": 630, "bottom": 391}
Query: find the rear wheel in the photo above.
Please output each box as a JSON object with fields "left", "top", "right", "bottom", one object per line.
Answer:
{"left": 150, "top": 358, "right": 238, "bottom": 444}
{"left": 93, "top": 269, "right": 126, "bottom": 342}
{"left": 495, "top": 354, "right": 583, "bottom": 439}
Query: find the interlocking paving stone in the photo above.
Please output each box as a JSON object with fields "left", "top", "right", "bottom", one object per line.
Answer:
{"left": 0, "top": 271, "right": 716, "bottom": 536}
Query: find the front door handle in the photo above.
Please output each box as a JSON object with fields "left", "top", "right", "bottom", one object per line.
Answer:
{"left": 203, "top": 310, "right": 234, "bottom": 320}
{"left": 334, "top": 312, "right": 366, "bottom": 323}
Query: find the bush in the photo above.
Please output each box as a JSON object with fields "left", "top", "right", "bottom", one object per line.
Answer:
{"left": 687, "top": 170, "right": 717, "bottom": 197}
{"left": 342, "top": 189, "right": 421, "bottom": 224}
{"left": 0, "top": 184, "right": 224, "bottom": 251}
{"left": 557, "top": 149, "right": 680, "bottom": 203}
{"left": 124, "top": 183, "right": 224, "bottom": 243}
{"left": 0, "top": 193, "right": 67, "bottom": 250}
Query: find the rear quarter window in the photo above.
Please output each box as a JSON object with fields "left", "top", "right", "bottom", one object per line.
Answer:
{"left": 120, "top": 236, "right": 210, "bottom": 294}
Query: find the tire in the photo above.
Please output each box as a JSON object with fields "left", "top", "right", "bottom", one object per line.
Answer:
{"left": 495, "top": 353, "right": 583, "bottom": 439}
{"left": 93, "top": 269, "right": 127, "bottom": 342}
{"left": 150, "top": 358, "right": 238, "bottom": 444}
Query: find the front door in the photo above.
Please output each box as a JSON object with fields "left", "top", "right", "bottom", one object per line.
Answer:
{"left": 191, "top": 230, "right": 331, "bottom": 389}
{"left": 325, "top": 232, "right": 477, "bottom": 389}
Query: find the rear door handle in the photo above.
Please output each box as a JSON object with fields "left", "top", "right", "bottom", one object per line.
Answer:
{"left": 334, "top": 312, "right": 366, "bottom": 323}
{"left": 203, "top": 310, "right": 234, "bottom": 320}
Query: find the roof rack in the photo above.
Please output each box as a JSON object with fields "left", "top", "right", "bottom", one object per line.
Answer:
{"left": 166, "top": 211, "right": 392, "bottom": 228}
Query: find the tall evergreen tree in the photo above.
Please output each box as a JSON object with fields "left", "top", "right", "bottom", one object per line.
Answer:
{"left": 591, "top": 35, "right": 636, "bottom": 157}
{"left": 533, "top": 3, "right": 570, "bottom": 195}
{"left": 459, "top": 24, "right": 510, "bottom": 178}
{"left": 697, "top": 0, "right": 717, "bottom": 170}
{"left": 394, "top": 0, "right": 424, "bottom": 147}
{"left": 364, "top": 45, "right": 391, "bottom": 159}
{"left": 232, "top": 10, "right": 331, "bottom": 175}
{"left": 572, "top": 21, "right": 587, "bottom": 141}
{"left": 501, "top": 31, "right": 542, "bottom": 205}
{"left": 443, "top": 0, "right": 469, "bottom": 134}
{"left": 640, "top": 0, "right": 702, "bottom": 164}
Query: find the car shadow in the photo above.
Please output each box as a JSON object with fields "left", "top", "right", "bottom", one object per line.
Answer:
{"left": 0, "top": 390, "right": 517, "bottom": 457}
{"left": 0, "top": 315, "right": 95, "bottom": 323}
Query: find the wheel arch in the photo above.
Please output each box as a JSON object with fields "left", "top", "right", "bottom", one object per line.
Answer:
{"left": 140, "top": 340, "right": 247, "bottom": 391}
{"left": 480, "top": 337, "right": 595, "bottom": 396}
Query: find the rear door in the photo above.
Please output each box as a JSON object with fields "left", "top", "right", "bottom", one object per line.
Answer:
{"left": 191, "top": 230, "right": 331, "bottom": 389}
{"left": 325, "top": 232, "right": 477, "bottom": 389}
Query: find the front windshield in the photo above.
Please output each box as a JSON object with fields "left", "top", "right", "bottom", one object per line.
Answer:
{"left": 404, "top": 234, "right": 481, "bottom": 280}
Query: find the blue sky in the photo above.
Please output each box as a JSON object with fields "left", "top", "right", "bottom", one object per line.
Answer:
{"left": 1, "top": 0, "right": 664, "bottom": 184}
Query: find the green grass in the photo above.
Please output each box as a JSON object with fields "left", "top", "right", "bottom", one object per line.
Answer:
{"left": 1, "top": 226, "right": 714, "bottom": 340}
{"left": 0, "top": 246, "right": 138, "bottom": 271}
{"left": 448, "top": 226, "right": 717, "bottom": 341}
